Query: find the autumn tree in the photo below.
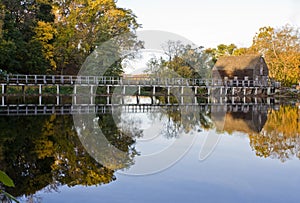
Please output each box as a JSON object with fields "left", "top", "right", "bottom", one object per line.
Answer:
{"left": 53, "top": 0, "right": 141, "bottom": 75}
{"left": 0, "top": 0, "right": 56, "bottom": 74}
{"left": 249, "top": 25, "right": 300, "bottom": 86}
{"left": 0, "top": 0, "right": 141, "bottom": 75}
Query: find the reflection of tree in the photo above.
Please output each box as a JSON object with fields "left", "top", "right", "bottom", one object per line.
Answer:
{"left": 41, "top": 115, "right": 116, "bottom": 187}
{"left": 249, "top": 105, "right": 300, "bottom": 162}
{"left": 0, "top": 113, "right": 139, "bottom": 197}
{"left": 0, "top": 116, "right": 53, "bottom": 197}
{"left": 147, "top": 105, "right": 212, "bottom": 138}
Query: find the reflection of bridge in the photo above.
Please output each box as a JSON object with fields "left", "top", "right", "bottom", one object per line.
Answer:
{"left": 0, "top": 74, "right": 277, "bottom": 97}
{"left": 0, "top": 103, "right": 275, "bottom": 116}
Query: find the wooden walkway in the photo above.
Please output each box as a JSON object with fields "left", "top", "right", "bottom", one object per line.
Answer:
{"left": 0, "top": 74, "right": 278, "bottom": 97}
{"left": 0, "top": 74, "right": 276, "bottom": 86}
{"left": 0, "top": 103, "right": 274, "bottom": 116}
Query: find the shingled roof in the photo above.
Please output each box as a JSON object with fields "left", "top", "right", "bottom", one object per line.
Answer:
{"left": 213, "top": 55, "right": 262, "bottom": 71}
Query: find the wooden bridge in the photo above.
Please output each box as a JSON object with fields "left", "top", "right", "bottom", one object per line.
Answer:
{"left": 0, "top": 74, "right": 278, "bottom": 98}
{"left": 0, "top": 103, "right": 274, "bottom": 116}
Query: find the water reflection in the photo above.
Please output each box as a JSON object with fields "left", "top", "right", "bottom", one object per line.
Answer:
{"left": 249, "top": 105, "right": 300, "bottom": 162}
{"left": 0, "top": 114, "right": 138, "bottom": 198}
{"left": 0, "top": 96, "right": 299, "bottom": 200}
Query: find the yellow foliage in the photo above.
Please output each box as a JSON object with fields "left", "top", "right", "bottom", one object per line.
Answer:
{"left": 34, "top": 21, "right": 57, "bottom": 71}
{"left": 249, "top": 105, "right": 300, "bottom": 161}
{"left": 250, "top": 25, "right": 300, "bottom": 86}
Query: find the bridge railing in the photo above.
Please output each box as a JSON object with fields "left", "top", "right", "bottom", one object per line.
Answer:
{"left": 0, "top": 74, "right": 275, "bottom": 87}
{"left": 0, "top": 75, "right": 121, "bottom": 85}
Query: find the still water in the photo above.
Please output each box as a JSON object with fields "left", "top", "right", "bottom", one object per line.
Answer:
{"left": 1, "top": 96, "right": 300, "bottom": 203}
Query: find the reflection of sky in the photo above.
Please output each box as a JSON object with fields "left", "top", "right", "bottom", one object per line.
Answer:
{"left": 35, "top": 132, "right": 300, "bottom": 203}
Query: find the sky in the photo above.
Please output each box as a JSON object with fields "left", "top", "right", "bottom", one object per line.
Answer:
{"left": 116, "top": 0, "right": 300, "bottom": 48}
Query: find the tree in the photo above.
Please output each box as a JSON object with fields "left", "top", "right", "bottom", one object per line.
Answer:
{"left": 146, "top": 40, "right": 213, "bottom": 79}
{"left": 205, "top": 43, "right": 237, "bottom": 63}
{"left": 53, "top": 0, "right": 141, "bottom": 75}
{"left": 0, "top": 0, "right": 56, "bottom": 74}
{"left": 250, "top": 25, "right": 300, "bottom": 86}
{"left": 0, "top": 0, "right": 141, "bottom": 75}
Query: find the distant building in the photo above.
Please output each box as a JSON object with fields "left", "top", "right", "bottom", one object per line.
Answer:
{"left": 212, "top": 55, "right": 269, "bottom": 82}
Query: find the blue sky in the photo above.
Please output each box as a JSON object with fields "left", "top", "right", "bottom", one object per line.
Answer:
{"left": 117, "top": 0, "right": 299, "bottom": 48}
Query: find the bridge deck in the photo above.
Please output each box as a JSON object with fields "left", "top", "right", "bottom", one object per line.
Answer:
{"left": 0, "top": 103, "right": 274, "bottom": 116}
{"left": 0, "top": 74, "right": 275, "bottom": 87}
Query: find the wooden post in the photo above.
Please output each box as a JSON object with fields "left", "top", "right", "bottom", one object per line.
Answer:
{"left": 39, "top": 84, "right": 42, "bottom": 95}
{"left": 167, "top": 87, "right": 170, "bottom": 104}
{"left": 1, "top": 96, "right": 4, "bottom": 106}
{"left": 56, "top": 95, "right": 59, "bottom": 105}
{"left": 181, "top": 86, "right": 184, "bottom": 104}
{"left": 107, "top": 85, "right": 110, "bottom": 95}
{"left": 123, "top": 86, "right": 126, "bottom": 95}
{"left": 74, "top": 85, "right": 77, "bottom": 95}
{"left": 74, "top": 85, "right": 77, "bottom": 105}
{"left": 107, "top": 85, "right": 110, "bottom": 104}
{"left": 90, "top": 85, "right": 94, "bottom": 105}
{"left": 56, "top": 85, "right": 59, "bottom": 95}
{"left": 74, "top": 96, "right": 77, "bottom": 105}
{"left": 267, "top": 87, "right": 271, "bottom": 95}
{"left": 1, "top": 84, "right": 5, "bottom": 94}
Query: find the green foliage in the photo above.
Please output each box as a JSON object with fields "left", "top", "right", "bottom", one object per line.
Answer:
{"left": 0, "top": 170, "right": 14, "bottom": 187}
{"left": 0, "top": 0, "right": 54, "bottom": 74}
{"left": 146, "top": 41, "right": 213, "bottom": 79}
{"left": 0, "top": 0, "right": 140, "bottom": 75}
{"left": 0, "top": 170, "right": 19, "bottom": 203}
{"left": 53, "top": 0, "right": 141, "bottom": 75}
{"left": 205, "top": 43, "right": 237, "bottom": 62}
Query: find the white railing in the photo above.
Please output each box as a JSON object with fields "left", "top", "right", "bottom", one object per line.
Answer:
{"left": 0, "top": 74, "right": 275, "bottom": 87}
